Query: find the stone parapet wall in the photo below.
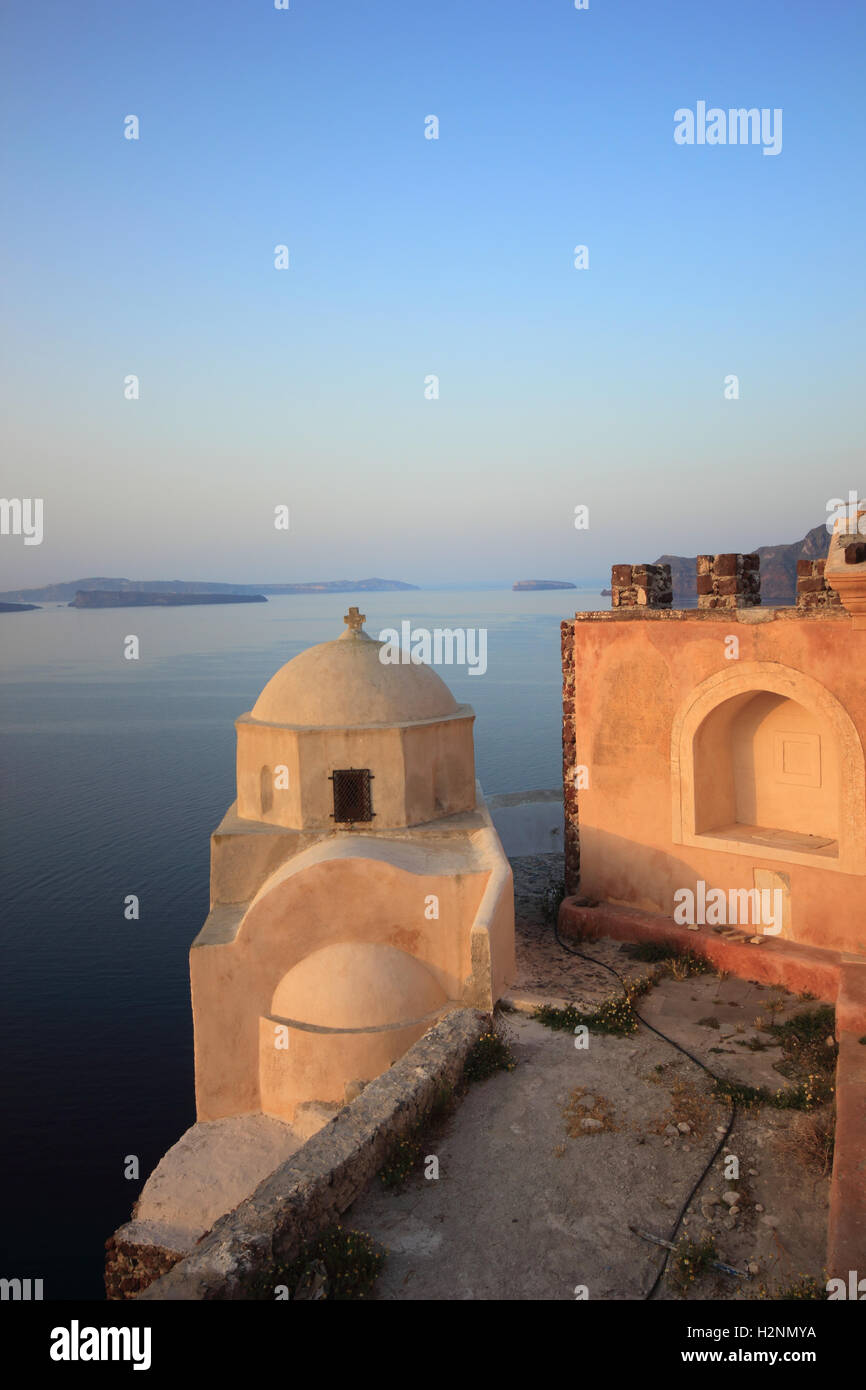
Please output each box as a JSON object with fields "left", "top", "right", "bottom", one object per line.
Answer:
{"left": 610, "top": 563, "right": 672, "bottom": 609}
{"left": 125, "top": 1009, "right": 486, "bottom": 1301}
{"left": 696, "top": 552, "right": 761, "bottom": 608}
{"left": 797, "top": 559, "right": 842, "bottom": 611}
{"left": 561, "top": 621, "right": 580, "bottom": 896}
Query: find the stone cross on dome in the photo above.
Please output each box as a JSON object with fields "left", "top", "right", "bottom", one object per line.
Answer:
{"left": 343, "top": 606, "right": 366, "bottom": 633}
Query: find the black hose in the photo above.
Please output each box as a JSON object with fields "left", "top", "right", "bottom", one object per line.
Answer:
{"left": 552, "top": 917, "right": 738, "bottom": 1300}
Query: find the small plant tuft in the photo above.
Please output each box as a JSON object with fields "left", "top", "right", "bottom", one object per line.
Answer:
{"left": 463, "top": 1015, "right": 516, "bottom": 1083}
{"left": 666, "top": 949, "right": 713, "bottom": 980}
{"left": 766, "top": 1275, "right": 828, "bottom": 1301}
{"left": 712, "top": 1072, "right": 834, "bottom": 1112}
{"left": 669, "top": 1234, "right": 718, "bottom": 1295}
{"left": 535, "top": 975, "right": 652, "bottom": 1038}
{"left": 620, "top": 941, "right": 713, "bottom": 978}
{"left": 245, "top": 1226, "right": 385, "bottom": 1300}
{"left": 769, "top": 1005, "right": 837, "bottom": 1078}
{"left": 773, "top": 1103, "right": 835, "bottom": 1176}
{"left": 378, "top": 1133, "right": 423, "bottom": 1190}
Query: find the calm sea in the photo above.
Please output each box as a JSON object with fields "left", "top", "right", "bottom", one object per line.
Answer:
{"left": 0, "top": 587, "right": 601, "bottom": 1298}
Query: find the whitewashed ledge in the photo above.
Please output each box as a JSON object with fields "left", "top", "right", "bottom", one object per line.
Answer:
{"left": 487, "top": 788, "right": 563, "bottom": 857}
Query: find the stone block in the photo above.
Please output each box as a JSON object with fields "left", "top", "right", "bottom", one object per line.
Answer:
{"left": 797, "top": 555, "right": 842, "bottom": 611}
{"left": 714, "top": 554, "right": 739, "bottom": 578}
{"left": 696, "top": 552, "right": 761, "bottom": 609}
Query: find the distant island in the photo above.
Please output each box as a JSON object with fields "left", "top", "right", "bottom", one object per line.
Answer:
{"left": 513, "top": 580, "right": 577, "bottom": 591}
{"left": 0, "top": 576, "right": 419, "bottom": 604}
{"left": 69, "top": 591, "right": 267, "bottom": 609}
{"left": 0, "top": 601, "right": 40, "bottom": 613}
{"left": 600, "top": 588, "right": 612, "bottom": 597}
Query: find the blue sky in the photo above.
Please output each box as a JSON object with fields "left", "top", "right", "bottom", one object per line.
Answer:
{"left": 1, "top": 0, "right": 864, "bottom": 587}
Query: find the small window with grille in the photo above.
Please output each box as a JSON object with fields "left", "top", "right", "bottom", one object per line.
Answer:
{"left": 330, "top": 768, "right": 374, "bottom": 823}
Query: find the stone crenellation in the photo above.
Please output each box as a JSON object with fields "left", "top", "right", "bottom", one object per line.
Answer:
{"left": 610, "top": 563, "right": 672, "bottom": 609}
{"left": 696, "top": 553, "right": 761, "bottom": 609}
{"left": 797, "top": 558, "right": 842, "bottom": 611}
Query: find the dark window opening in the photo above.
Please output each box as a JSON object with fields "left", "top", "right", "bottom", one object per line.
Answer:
{"left": 330, "top": 768, "right": 374, "bottom": 823}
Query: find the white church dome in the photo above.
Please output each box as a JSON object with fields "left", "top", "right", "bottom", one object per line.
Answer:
{"left": 251, "top": 614, "right": 459, "bottom": 728}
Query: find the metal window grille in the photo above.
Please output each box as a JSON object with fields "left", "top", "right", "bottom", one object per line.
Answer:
{"left": 330, "top": 768, "right": 374, "bottom": 823}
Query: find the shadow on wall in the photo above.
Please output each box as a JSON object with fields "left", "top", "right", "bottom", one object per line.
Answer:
{"left": 693, "top": 691, "right": 838, "bottom": 850}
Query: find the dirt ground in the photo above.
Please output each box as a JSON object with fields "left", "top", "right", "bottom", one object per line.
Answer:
{"left": 345, "top": 855, "right": 832, "bottom": 1301}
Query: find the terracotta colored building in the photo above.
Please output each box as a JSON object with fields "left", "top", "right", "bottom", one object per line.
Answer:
{"left": 562, "top": 511, "right": 866, "bottom": 956}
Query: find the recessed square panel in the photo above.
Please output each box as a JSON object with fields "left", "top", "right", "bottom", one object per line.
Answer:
{"left": 773, "top": 731, "right": 821, "bottom": 788}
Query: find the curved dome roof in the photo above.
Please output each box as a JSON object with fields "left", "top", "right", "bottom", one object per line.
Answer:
{"left": 251, "top": 626, "right": 460, "bottom": 728}
{"left": 271, "top": 942, "right": 448, "bottom": 1029}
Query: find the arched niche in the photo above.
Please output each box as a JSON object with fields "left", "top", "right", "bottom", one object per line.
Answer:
{"left": 672, "top": 662, "right": 866, "bottom": 874}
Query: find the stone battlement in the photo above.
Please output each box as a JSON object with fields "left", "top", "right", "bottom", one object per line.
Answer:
{"left": 602, "top": 545, "right": 861, "bottom": 617}
{"left": 696, "top": 552, "right": 761, "bottom": 608}
{"left": 797, "top": 558, "right": 843, "bottom": 612}
{"left": 610, "top": 563, "right": 672, "bottom": 609}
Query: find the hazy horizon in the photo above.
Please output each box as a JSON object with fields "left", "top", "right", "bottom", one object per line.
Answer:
{"left": 2, "top": 0, "right": 864, "bottom": 590}
{"left": 0, "top": 514, "right": 834, "bottom": 596}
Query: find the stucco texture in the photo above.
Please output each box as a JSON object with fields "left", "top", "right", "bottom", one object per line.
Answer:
{"left": 567, "top": 608, "right": 866, "bottom": 955}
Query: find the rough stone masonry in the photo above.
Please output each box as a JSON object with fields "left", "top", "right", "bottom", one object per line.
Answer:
{"left": 610, "top": 562, "right": 673, "bottom": 609}
{"left": 560, "top": 619, "right": 579, "bottom": 897}
{"left": 797, "top": 558, "right": 842, "bottom": 612}
{"left": 696, "top": 552, "right": 760, "bottom": 609}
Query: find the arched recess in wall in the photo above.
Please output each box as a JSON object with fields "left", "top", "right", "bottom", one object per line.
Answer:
{"left": 671, "top": 662, "right": 866, "bottom": 875}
